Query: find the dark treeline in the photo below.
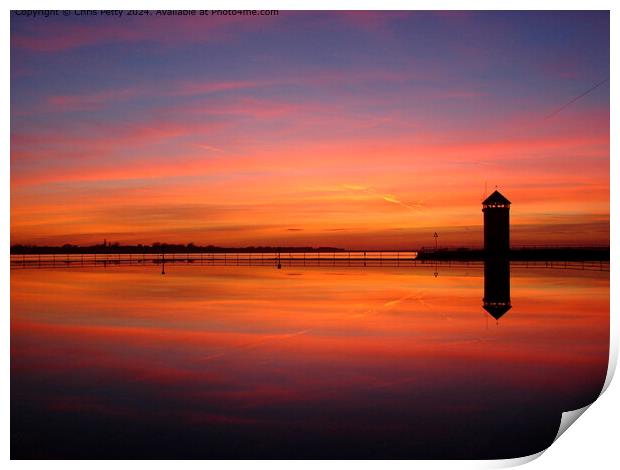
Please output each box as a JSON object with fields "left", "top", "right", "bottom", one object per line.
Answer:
{"left": 10, "top": 242, "right": 346, "bottom": 255}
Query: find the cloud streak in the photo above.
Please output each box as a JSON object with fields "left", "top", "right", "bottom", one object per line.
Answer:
{"left": 10, "top": 11, "right": 610, "bottom": 247}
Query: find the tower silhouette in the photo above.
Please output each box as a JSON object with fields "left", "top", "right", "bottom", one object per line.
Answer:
{"left": 482, "top": 190, "right": 511, "bottom": 257}
{"left": 481, "top": 190, "right": 511, "bottom": 319}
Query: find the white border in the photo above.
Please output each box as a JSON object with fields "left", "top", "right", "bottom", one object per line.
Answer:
{"left": 4, "top": 1, "right": 617, "bottom": 467}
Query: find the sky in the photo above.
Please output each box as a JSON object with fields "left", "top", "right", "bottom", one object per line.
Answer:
{"left": 10, "top": 11, "right": 610, "bottom": 249}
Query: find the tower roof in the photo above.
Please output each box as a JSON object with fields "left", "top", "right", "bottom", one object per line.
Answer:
{"left": 482, "top": 190, "right": 511, "bottom": 205}
{"left": 483, "top": 303, "right": 512, "bottom": 320}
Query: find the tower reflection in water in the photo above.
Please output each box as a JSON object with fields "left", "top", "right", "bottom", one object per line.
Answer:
{"left": 483, "top": 258, "right": 512, "bottom": 320}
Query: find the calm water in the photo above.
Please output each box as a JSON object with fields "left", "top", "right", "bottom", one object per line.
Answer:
{"left": 11, "top": 264, "right": 609, "bottom": 459}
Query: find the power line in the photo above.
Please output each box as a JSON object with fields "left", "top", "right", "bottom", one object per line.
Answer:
{"left": 544, "top": 78, "right": 608, "bottom": 120}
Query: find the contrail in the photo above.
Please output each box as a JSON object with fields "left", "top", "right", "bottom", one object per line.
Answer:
{"left": 199, "top": 329, "right": 312, "bottom": 363}
{"left": 338, "top": 184, "right": 425, "bottom": 213}
{"left": 382, "top": 195, "right": 424, "bottom": 212}
{"left": 544, "top": 78, "right": 608, "bottom": 120}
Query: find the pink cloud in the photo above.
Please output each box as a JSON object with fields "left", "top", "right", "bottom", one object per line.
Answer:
{"left": 46, "top": 88, "right": 141, "bottom": 111}
{"left": 37, "top": 67, "right": 414, "bottom": 113}
{"left": 336, "top": 11, "right": 412, "bottom": 32}
{"left": 12, "top": 14, "right": 280, "bottom": 53}
{"left": 172, "top": 79, "right": 270, "bottom": 96}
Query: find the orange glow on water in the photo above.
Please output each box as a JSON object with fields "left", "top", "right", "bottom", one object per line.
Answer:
{"left": 11, "top": 265, "right": 608, "bottom": 457}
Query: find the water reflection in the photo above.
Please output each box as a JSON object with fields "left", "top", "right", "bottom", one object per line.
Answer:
{"left": 11, "top": 265, "right": 608, "bottom": 459}
{"left": 483, "top": 258, "right": 512, "bottom": 320}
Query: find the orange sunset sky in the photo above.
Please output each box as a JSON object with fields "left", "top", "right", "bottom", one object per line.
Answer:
{"left": 10, "top": 11, "right": 609, "bottom": 249}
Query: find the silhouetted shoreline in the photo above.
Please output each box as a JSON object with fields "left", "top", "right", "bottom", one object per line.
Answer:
{"left": 10, "top": 243, "right": 609, "bottom": 261}
{"left": 10, "top": 243, "right": 346, "bottom": 255}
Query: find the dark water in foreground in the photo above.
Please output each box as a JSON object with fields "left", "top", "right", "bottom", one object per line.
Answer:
{"left": 11, "top": 264, "right": 608, "bottom": 459}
